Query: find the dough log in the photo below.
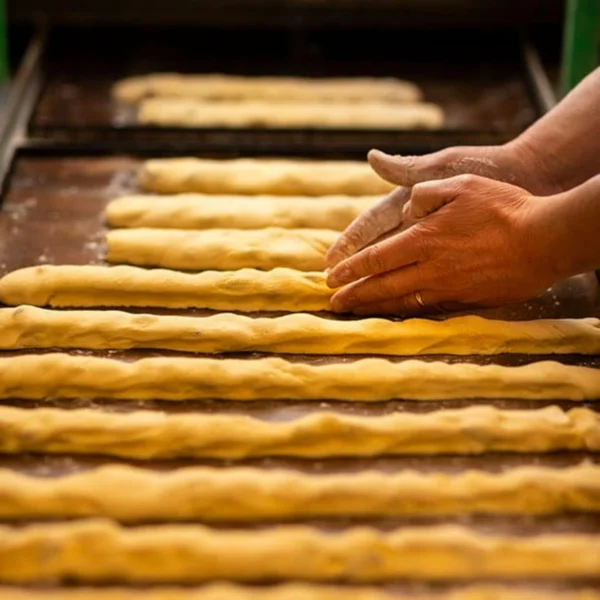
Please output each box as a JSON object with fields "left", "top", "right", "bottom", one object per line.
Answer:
{"left": 1, "top": 520, "right": 600, "bottom": 582}
{"left": 1, "top": 584, "right": 599, "bottom": 600}
{"left": 1, "top": 353, "right": 600, "bottom": 402}
{"left": 2, "top": 463, "right": 600, "bottom": 522}
{"left": 0, "top": 265, "right": 333, "bottom": 311}
{"left": 112, "top": 73, "right": 423, "bottom": 104}
{"left": 138, "top": 158, "right": 395, "bottom": 196}
{"left": 106, "top": 193, "right": 378, "bottom": 230}
{"left": 3, "top": 306, "right": 600, "bottom": 356}
{"left": 106, "top": 228, "right": 338, "bottom": 271}
{"left": 0, "top": 405, "right": 597, "bottom": 459}
{"left": 137, "top": 99, "right": 444, "bottom": 130}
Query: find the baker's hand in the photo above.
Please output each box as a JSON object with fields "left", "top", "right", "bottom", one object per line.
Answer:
{"left": 326, "top": 142, "right": 556, "bottom": 267}
{"left": 326, "top": 175, "right": 563, "bottom": 316}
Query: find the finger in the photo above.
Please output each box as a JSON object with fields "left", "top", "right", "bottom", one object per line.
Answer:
{"left": 327, "top": 225, "right": 423, "bottom": 289}
{"left": 325, "top": 186, "right": 410, "bottom": 268}
{"left": 330, "top": 263, "right": 428, "bottom": 313}
{"left": 351, "top": 289, "right": 446, "bottom": 317}
{"left": 404, "top": 178, "right": 461, "bottom": 220}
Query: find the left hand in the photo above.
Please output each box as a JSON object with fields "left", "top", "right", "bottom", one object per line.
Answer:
{"left": 326, "top": 175, "right": 564, "bottom": 315}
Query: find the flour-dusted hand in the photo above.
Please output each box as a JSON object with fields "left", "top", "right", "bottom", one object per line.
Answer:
{"left": 327, "top": 174, "right": 600, "bottom": 315}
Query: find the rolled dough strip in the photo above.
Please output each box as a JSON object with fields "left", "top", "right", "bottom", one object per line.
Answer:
{"left": 0, "top": 405, "right": 597, "bottom": 458}
{"left": 106, "top": 193, "right": 379, "bottom": 230}
{"left": 139, "top": 158, "right": 395, "bottom": 196}
{"left": 0, "top": 265, "right": 332, "bottom": 311}
{"left": 1, "top": 585, "right": 599, "bottom": 600}
{"left": 113, "top": 73, "right": 423, "bottom": 104}
{"left": 1, "top": 353, "right": 600, "bottom": 402}
{"left": 2, "top": 306, "right": 600, "bottom": 356}
{"left": 137, "top": 99, "right": 444, "bottom": 130}
{"left": 2, "top": 463, "right": 600, "bottom": 521}
{"left": 106, "top": 228, "right": 339, "bottom": 271}
{"left": 1, "top": 519, "right": 600, "bottom": 583}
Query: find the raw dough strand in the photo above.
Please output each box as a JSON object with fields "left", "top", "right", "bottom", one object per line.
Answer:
{"left": 112, "top": 73, "right": 423, "bottom": 104}
{"left": 1, "top": 353, "right": 600, "bottom": 402}
{"left": 1, "top": 463, "right": 600, "bottom": 522}
{"left": 106, "top": 227, "right": 339, "bottom": 271}
{"left": 2, "top": 306, "right": 600, "bottom": 356}
{"left": 106, "top": 193, "right": 379, "bottom": 230}
{"left": 137, "top": 98, "right": 444, "bottom": 130}
{"left": 1, "top": 519, "right": 600, "bottom": 583}
{"left": 138, "top": 157, "right": 395, "bottom": 196}
{"left": 0, "top": 405, "right": 596, "bottom": 459}
{"left": 0, "top": 265, "right": 333, "bottom": 311}
{"left": 1, "top": 585, "right": 599, "bottom": 600}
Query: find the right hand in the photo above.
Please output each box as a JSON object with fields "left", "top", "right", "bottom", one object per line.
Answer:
{"left": 326, "top": 142, "right": 558, "bottom": 268}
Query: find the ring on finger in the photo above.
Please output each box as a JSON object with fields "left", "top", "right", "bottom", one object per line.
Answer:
{"left": 413, "top": 290, "right": 426, "bottom": 308}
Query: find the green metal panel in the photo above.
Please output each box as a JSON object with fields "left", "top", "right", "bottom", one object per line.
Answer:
{"left": 561, "top": 0, "right": 600, "bottom": 94}
{"left": 0, "top": 0, "right": 7, "bottom": 83}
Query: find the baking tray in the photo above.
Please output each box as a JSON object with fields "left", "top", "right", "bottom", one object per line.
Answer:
{"left": 12, "top": 25, "right": 555, "bottom": 154}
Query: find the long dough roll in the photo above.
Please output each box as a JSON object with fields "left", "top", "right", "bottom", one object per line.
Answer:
{"left": 113, "top": 73, "right": 423, "bottom": 104}
{"left": 1, "top": 353, "right": 600, "bottom": 402}
{"left": 137, "top": 98, "right": 444, "bottom": 130}
{"left": 106, "top": 193, "right": 379, "bottom": 230}
{"left": 0, "top": 265, "right": 332, "bottom": 311}
{"left": 2, "top": 463, "right": 600, "bottom": 521}
{"left": 138, "top": 158, "right": 396, "bottom": 196}
{"left": 106, "top": 228, "right": 338, "bottom": 271}
{"left": 2, "top": 586, "right": 600, "bottom": 600}
{"left": 1, "top": 519, "right": 600, "bottom": 582}
{"left": 0, "top": 405, "right": 597, "bottom": 459}
{"left": 3, "top": 306, "right": 600, "bottom": 356}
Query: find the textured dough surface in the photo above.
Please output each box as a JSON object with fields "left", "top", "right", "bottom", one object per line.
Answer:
{"left": 106, "top": 227, "right": 338, "bottom": 271}
{"left": 0, "top": 405, "right": 596, "bottom": 459}
{"left": 106, "top": 193, "right": 379, "bottom": 230}
{"left": 2, "top": 584, "right": 599, "bottom": 600}
{"left": 3, "top": 306, "right": 600, "bottom": 356}
{"left": 139, "top": 158, "right": 396, "bottom": 196}
{"left": 0, "top": 265, "right": 332, "bottom": 311}
{"left": 113, "top": 73, "right": 423, "bottom": 104}
{"left": 137, "top": 98, "right": 444, "bottom": 130}
{"left": 1, "top": 520, "right": 600, "bottom": 582}
{"left": 1, "top": 353, "right": 600, "bottom": 402}
{"left": 2, "top": 463, "right": 599, "bottom": 521}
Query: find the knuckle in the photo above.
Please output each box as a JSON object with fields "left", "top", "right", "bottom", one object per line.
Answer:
{"left": 363, "top": 243, "right": 387, "bottom": 274}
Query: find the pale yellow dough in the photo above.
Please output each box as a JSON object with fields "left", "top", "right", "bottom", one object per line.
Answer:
{"left": 3, "top": 306, "right": 600, "bottom": 356}
{"left": 2, "top": 463, "right": 599, "bottom": 521}
{"left": 1, "top": 353, "right": 600, "bottom": 402}
{"left": 113, "top": 73, "right": 423, "bottom": 104}
{"left": 1, "top": 584, "right": 599, "bottom": 600}
{"left": 139, "top": 158, "right": 395, "bottom": 196}
{"left": 137, "top": 98, "right": 444, "bottom": 130}
{"left": 106, "top": 227, "right": 338, "bottom": 271}
{"left": 0, "top": 405, "right": 596, "bottom": 458}
{"left": 0, "top": 265, "right": 332, "bottom": 311}
{"left": 1, "top": 520, "right": 599, "bottom": 582}
{"left": 106, "top": 193, "right": 379, "bottom": 230}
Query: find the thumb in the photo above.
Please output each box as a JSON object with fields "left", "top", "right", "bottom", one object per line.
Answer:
{"left": 368, "top": 148, "right": 453, "bottom": 187}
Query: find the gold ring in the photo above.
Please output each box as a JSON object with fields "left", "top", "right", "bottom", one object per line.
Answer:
{"left": 414, "top": 290, "right": 426, "bottom": 308}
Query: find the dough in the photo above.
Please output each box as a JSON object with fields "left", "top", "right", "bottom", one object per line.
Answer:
{"left": 1, "top": 585, "right": 598, "bottom": 600}
{"left": 106, "top": 228, "right": 338, "bottom": 271}
{"left": 137, "top": 99, "right": 444, "bottom": 130}
{"left": 1, "top": 353, "right": 599, "bottom": 402}
{"left": 0, "top": 265, "right": 333, "bottom": 311}
{"left": 112, "top": 73, "right": 422, "bottom": 104}
{"left": 3, "top": 306, "right": 600, "bottom": 356}
{"left": 106, "top": 193, "right": 378, "bottom": 230}
{"left": 139, "top": 158, "right": 395, "bottom": 196}
{"left": 1, "top": 463, "right": 599, "bottom": 521}
{"left": 1, "top": 519, "right": 599, "bottom": 582}
{"left": 0, "top": 405, "right": 596, "bottom": 458}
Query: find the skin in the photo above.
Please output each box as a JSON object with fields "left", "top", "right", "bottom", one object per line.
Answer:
{"left": 326, "top": 68, "right": 600, "bottom": 315}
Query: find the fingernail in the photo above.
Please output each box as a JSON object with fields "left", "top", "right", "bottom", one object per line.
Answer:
{"left": 330, "top": 295, "right": 347, "bottom": 313}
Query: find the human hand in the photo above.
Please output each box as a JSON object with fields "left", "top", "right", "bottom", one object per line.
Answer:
{"left": 326, "top": 175, "right": 566, "bottom": 316}
{"left": 326, "top": 142, "right": 556, "bottom": 267}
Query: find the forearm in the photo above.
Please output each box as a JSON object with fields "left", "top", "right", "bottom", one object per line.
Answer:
{"left": 508, "top": 68, "right": 600, "bottom": 193}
